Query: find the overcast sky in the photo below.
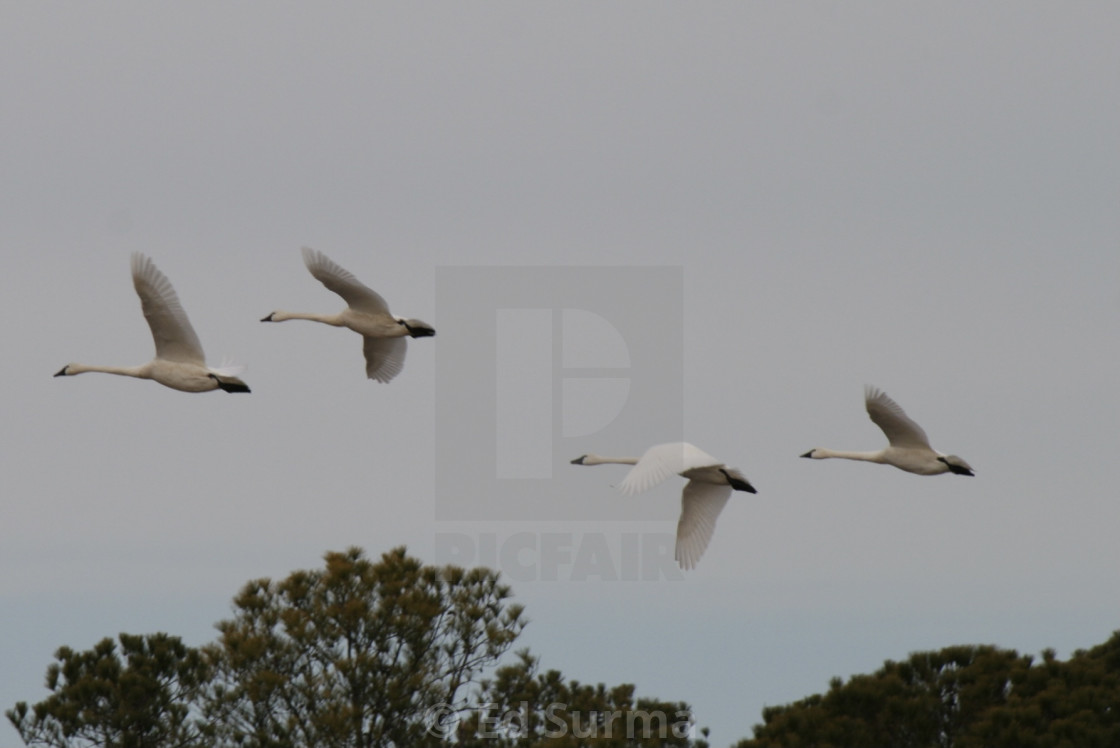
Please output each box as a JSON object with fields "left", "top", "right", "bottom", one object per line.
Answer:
{"left": 2, "top": 3, "right": 1118, "bottom": 746}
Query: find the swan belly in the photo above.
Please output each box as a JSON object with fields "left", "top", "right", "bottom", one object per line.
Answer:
{"left": 340, "top": 310, "right": 407, "bottom": 338}
{"left": 149, "top": 360, "right": 221, "bottom": 392}
{"left": 883, "top": 447, "right": 950, "bottom": 476}
{"left": 680, "top": 465, "right": 729, "bottom": 484}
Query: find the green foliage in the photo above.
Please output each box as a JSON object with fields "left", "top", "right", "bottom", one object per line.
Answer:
{"left": 738, "top": 633, "right": 1120, "bottom": 748}
{"left": 965, "top": 634, "right": 1120, "bottom": 748}
{"left": 6, "top": 633, "right": 210, "bottom": 748}
{"left": 7, "top": 547, "right": 528, "bottom": 748}
{"left": 8, "top": 546, "right": 703, "bottom": 748}
{"left": 201, "top": 546, "right": 527, "bottom": 748}
{"left": 22, "top": 548, "right": 1119, "bottom": 748}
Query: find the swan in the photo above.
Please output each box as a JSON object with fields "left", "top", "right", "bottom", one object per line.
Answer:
{"left": 54, "top": 253, "right": 250, "bottom": 393}
{"left": 571, "top": 442, "right": 756, "bottom": 570}
{"left": 261, "top": 247, "right": 435, "bottom": 383}
{"left": 800, "top": 385, "right": 974, "bottom": 476}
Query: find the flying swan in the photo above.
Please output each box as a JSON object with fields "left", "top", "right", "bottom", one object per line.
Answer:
{"left": 261, "top": 247, "right": 435, "bottom": 383}
{"left": 800, "top": 386, "right": 973, "bottom": 476}
{"left": 571, "top": 442, "right": 757, "bottom": 570}
{"left": 54, "top": 253, "right": 250, "bottom": 393}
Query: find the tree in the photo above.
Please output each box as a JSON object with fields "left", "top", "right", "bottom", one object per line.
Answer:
{"left": 454, "top": 649, "right": 706, "bottom": 748}
{"left": 965, "top": 634, "right": 1120, "bottom": 748}
{"left": 737, "top": 634, "right": 1120, "bottom": 748}
{"left": 740, "top": 644, "right": 1031, "bottom": 748}
{"left": 201, "top": 546, "right": 526, "bottom": 748}
{"left": 9, "top": 545, "right": 707, "bottom": 748}
{"left": 6, "top": 633, "right": 210, "bottom": 748}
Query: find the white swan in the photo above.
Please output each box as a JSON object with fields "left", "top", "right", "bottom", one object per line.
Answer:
{"left": 801, "top": 386, "right": 974, "bottom": 476}
{"left": 571, "top": 442, "right": 756, "bottom": 571}
{"left": 261, "top": 247, "right": 435, "bottom": 383}
{"left": 54, "top": 253, "right": 250, "bottom": 393}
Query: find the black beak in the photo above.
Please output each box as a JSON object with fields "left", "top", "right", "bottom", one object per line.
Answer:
{"left": 800, "top": 450, "right": 814, "bottom": 458}
{"left": 570, "top": 456, "right": 587, "bottom": 465}
{"left": 260, "top": 313, "right": 275, "bottom": 322}
{"left": 54, "top": 366, "right": 68, "bottom": 377}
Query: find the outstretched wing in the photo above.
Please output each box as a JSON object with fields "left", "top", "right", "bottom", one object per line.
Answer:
{"left": 362, "top": 336, "right": 407, "bottom": 383}
{"left": 130, "top": 253, "right": 206, "bottom": 365}
{"left": 301, "top": 247, "right": 391, "bottom": 316}
{"left": 865, "top": 385, "right": 932, "bottom": 449}
{"left": 676, "top": 481, "right": 733, "bottom": 571}
{"left": 617, "top": 442, "right": 720, "bottom": 496}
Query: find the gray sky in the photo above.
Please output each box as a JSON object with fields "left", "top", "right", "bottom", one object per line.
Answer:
{"left": 3, "top": 3, "right": 1119, "bottom": 745}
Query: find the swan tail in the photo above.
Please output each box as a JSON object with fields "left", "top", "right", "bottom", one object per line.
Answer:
{"left": 211, "top": 357, "right": 246, "bottom": 378}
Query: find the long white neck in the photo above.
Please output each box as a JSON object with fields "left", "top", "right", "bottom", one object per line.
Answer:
{"left": 809, "top": 448, "right": 887, "bottom": 464}
{"left": 577, "top": 454, "right": 640, "bottom": 466}
{"left": 66, "top": 362, "right": 151, "bottom": 380}
{"left": 268, "top": 310, "right": 345, "bottom": 326}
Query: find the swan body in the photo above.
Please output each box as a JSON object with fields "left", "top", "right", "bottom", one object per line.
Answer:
{"left": 262, "top": 247, "right": 434, "bottom": 383}
{"left": 54, "top": 253, "right": 250, "bottom": 393}
{"left": 801, "top": 386, "right": 973, "bottom": 476}
{"left": 571, "top": 442, "right": 756, "bottom": 571}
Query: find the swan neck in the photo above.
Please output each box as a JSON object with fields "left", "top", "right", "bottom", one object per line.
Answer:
{"left": 581, "top": 455, "right": 640, "bottom": 466}
{"left": 270, "top": 310, "right": 343, "bottom": 326}
{"left": 68, "top": 363, "right": 150, "bottom": 379}
{"left": 814, "top": 448, "right": 885, "bottom": 463}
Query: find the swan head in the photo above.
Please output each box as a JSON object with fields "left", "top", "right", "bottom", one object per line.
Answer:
{"left": 398, "top": 318, "right": 435, "bottom": 338}
{"left": 937, "top": 454, "right": 975, "bottom": 476}
{"left": 570, "top": 454, "right": 617, "bottom": 466}
{"left": 261, "top": 311, "right": 306, "bottom": 322}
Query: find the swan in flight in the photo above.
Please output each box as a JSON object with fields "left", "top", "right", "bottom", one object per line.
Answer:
{"left": 801, "top": 386, "right": 974, "bottom": 476}
{"left": 261, "top": 247, "right": 435, "bottom": 383}
{"left": 571, "top": 442, "right": 756, "bottom": 570}
{"left": 54, "top": 254, "right": 250, "bottom": 393}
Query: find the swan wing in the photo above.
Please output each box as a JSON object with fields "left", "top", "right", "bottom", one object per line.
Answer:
{"left": 362, "top": 336, "right": 407, "bottom": 383}
{"left": 617, "top": 442, "right": 720, "bottom": 495}
{"left": 130, "top": 253, "right": 206, "bottom": 365}
{"left": 865, "top": 385, "right": 932, "bottom": 449}
{"left": 301, "top": 247, "right": 391, "bottom": 316}
{"left": 676, "top": 481, "right": 732, "bottom": 571}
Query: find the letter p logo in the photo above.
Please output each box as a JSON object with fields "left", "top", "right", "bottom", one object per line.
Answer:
{"left": 435, "top": 266, "right": 683, "bottom": 521}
